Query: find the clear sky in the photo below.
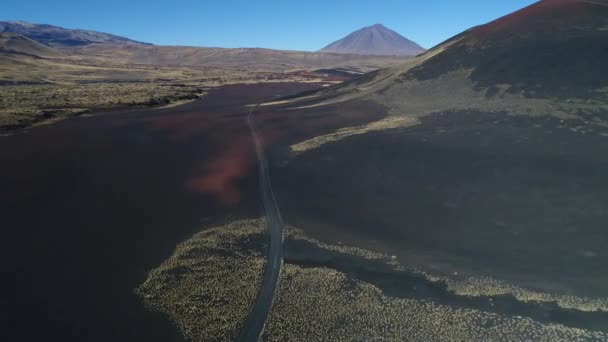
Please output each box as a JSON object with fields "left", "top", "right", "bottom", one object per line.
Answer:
{"left": 2, "top": 0, "right": 538, "bottom": 51}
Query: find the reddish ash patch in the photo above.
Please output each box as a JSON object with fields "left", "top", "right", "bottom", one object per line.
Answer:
{"left": 185, "top": 127, "right": 280, "bottom": 205}
{"left": 137, "top": 98, "right": 300, "bottom": 205}
{"left": 140, "top": 109, "right": 252, "bottom": 204}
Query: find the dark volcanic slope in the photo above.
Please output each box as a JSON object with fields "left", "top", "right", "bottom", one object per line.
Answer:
{"left": 0, "top": 21, "right": 150, "bottom": 47}
{"left": 319, "top": 24, "right": 425, "bottom": 56}
{"left": 266, "top": 0, "right": 608, "bottom": 303}
{"left": 405, "top": 0, "right": 608, "bottom": 97}
{"left": 309, "top": 0, "right": 608, "bottom": 117}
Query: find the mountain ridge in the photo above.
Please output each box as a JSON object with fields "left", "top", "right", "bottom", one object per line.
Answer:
{"left": 0, "top": 20, "right": 151, "bottom": 47}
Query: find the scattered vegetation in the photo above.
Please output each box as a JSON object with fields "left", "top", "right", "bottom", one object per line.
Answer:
{"left": 290, "top": 116, "right": 419, "bottom": 153}
{"left": 437, "top": 274, "right": 608, "bottom": 313}
{"left": 264, "top": 264, "right": 606, "bottom": 342}
{"left": 0, "top": 50, "right": 356, "bottom": 131}
{"left": 135, "top": 218, "right": 267, "bottom": 341}
{"left": 0, "top": 83, "right": 206, "bottom": 130}
{"left": 285, "top": 67, "right": 608, "bottom": 153}
{"left": 137, "top": 218, "right": 608, "bottom": 341}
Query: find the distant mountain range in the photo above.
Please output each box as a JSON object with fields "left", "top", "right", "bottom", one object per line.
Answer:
{"left": 319, "top": 24, "right": 425, "bottom": 56}
{"left": 0, "top": 20, "right": 409, "bottom": 73}
{"left": 0, "top": 21, "right": 150, "bottom": 47}
{"left": 1, "top": 20, "right": 424, "bottom": 58}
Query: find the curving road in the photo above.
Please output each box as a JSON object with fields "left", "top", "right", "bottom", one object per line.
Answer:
{"left": 238, "top": 105, "right": 284, "bottom": 341}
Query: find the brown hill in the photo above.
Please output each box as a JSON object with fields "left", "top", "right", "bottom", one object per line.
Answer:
{"left": 71, "top": 43, "right": 408, "bottom": 72}
{"left": 0, "top": 32, "right": 64, "bottom": 58}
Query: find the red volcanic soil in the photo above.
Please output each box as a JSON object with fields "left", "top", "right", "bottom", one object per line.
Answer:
{"left": 186, "top": 134, "right": 255, "bottom": 205}
{"left": 141, "top": 110, "right": 255, "bottom": 205}
{"left": 0, "top": 82, "right": 324, "bottom": 342}
{"left": 138, "top": 83, "right": 317, "bottom": 206}
{"left": 0, "top": 73, "right": 388, "bottom": 342}
{"left": 413, "top": 0, "right": 608, "bottom": 50}
{"left": 469, "top": 0, "right": 608, "bottom": 40}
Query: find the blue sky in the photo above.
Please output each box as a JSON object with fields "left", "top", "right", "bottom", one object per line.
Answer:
{"left": 2, "top": 0, "right": 537, "bottom": 51}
